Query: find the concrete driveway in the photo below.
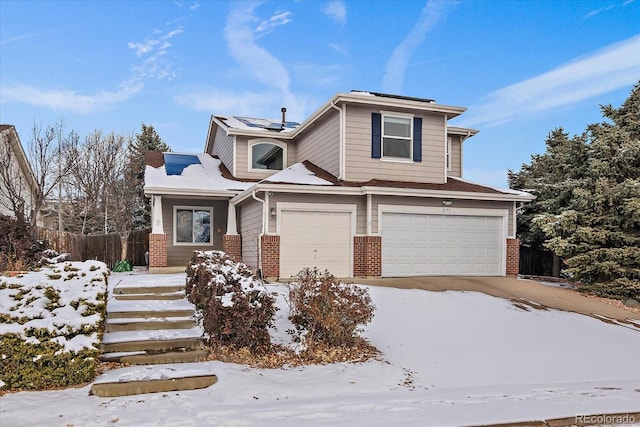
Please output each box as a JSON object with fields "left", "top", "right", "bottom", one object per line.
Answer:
{"left": 354, "top": 276, "right": 640, "bottom": 323}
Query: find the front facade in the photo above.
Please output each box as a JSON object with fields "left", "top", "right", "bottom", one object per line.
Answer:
{"left": 145, "top": 91, "right": 533, "bottom": 278}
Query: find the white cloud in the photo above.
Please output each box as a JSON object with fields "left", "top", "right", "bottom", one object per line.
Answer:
{"left": 458, "top": 35, "right": 640, "bottom": 128}
{"left": 0, "top": 79, "right": 143, "bottom": 114}
{"left": 293, "top": 63, "right": 345, "bottom": 87}
{"left": 323, "top": 1, "right": 347, "bottom": 25}
{"left": 255, "top": 11, "right": 293, "bottom": 37}
{"left": 585, "top": 4, "right": 615, "bottom": 18}
{"left": 225, "top": 3, "right": 291, "bottom": 93}
{"left": 128, "top": 26, "right": 183, "bottom": 81}
{"left": 382, "top": 0, "right": 453, "bottom": 94}
{"left": 189, "top": 2, "right": 200, "bottom": 11}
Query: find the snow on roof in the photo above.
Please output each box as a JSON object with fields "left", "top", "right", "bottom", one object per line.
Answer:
{"left": 262, "top": 162, "right": 334, "bottom": 186}
{"left": 215, "top": 115, "right": 300, "bottom": 133}
{"left": 145, "top": 153, "right": 251, "bottom": 194}
{"left": 451, "top": 176, "right": 535, "bottom": 199}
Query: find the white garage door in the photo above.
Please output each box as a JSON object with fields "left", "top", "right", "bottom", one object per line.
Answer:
{"left": 280, "top": 210, "right": 352, "bottom": 278}
{"left": 382, "top": 213, "right": 504, "bottom": 277}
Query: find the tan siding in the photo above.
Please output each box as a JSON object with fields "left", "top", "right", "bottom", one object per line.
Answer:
{"left": 234, "top": 136, "right": 293, "bottom": 180}
{"left": 211, "top": 128, "right": 234, "bottom": 174}
{"left": 267, "top": 193, "right": 366, "bottom": 234}
{"left": 344, "top": 105, "right": 446, "bottom": 183}
{"left": 238, "top": 198, "right": 263, "bottom": 270}
{"left": 295, "top": 110, "right": 340, "bottom": 176}
{"left": 163, "top": 198, "right": 228, "bottom": 267}
{"left": 371, "top": 195, "right": 514, "bottom": 236}
{"left": 449, "top": 135, "right": 462, "bottom": 178}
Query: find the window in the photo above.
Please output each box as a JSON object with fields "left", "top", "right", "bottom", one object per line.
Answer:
{"left": 174, "top": 207, "right": 212, "bottom": 245}
{"left": 446, "top": 137, "right": 452, "bottom": 171}
{"left": 382, "top": 115, "right": 412, "bottom": 159}
{"left": 371, "top": 113, "right": 422, "bottom": 162}
{"left": 249, "top": 141, "right": 285, "bottom": 171}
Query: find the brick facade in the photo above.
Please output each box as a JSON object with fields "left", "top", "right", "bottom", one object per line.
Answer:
{"left": 149, "top": 233, "right": 167, "bottom": 268}
{"left": 260, "top": 235, "right": 280, "bottom": 279}
{"left": 506, "top": 238, "right": 520, "bottom": 276}
{"left": 353, "top": 235, "right": 382, "bottom": 277}
{"left": 223, "top": 234, "right": 242, "bottom": 261}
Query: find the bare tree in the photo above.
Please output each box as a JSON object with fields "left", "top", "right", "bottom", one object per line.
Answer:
{"left": 0, "top": 122, "right": 77, "bottom": 227}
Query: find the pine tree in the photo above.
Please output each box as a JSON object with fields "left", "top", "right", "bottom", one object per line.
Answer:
{"left": 510, "top": 82, "right": 640, "bottom": 299}
{"left": 127, "top": 124, "right": 171, "bottom": 230}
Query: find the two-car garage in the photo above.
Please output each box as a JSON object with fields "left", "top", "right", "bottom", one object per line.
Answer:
{"left": 380, "top": 207, "right": 507, "bottom": 277}
{"left": 276, "top": 202, "right": 508, "bottom": 278}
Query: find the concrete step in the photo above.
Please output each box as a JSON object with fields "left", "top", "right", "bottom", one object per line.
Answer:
{"left": 91, "top": 374, "right": 217, "bottom": 397}
{"left": 107, "top": 309, "right": 195, "bottom": 319}
{"left": 113, "top": 285, "right": 186, "bottom": 295}
{"left": 107, "top": 298, "right": 196, "bottom": 319}
{"left": 106, "top": 317, "right": 196, "bottom": 332}
{"left": 101, "top": 348, "right": 208, "bottom": 364}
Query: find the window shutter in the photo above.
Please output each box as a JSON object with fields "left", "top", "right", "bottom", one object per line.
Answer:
{"left": 413, "top": 117, "right": 422, "bottom": 162}
{"left": 371, "top": 112, "right": 381, "bottom": 159}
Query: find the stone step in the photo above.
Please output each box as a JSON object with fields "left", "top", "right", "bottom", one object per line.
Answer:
{"left": 90, "top": 362, "right": 217, "bottom": 397}
{"left": 101, "top": 348, "right": 208, "bottom": 364}
{"left": 114, "top": 292, "right": 186, "bottom": 301}
{"left": 101, "top": 327, "right": 204, "bottom": 353}
{"left": 105, "top": 317, "right": 196, "bottom": 332}
{"left": 102, "top": 337, "right": 203, "bottom": 353}
{"left": 113, "top": 285, "right": 186, "bottom": 295}
{"left": 91, "top": 374, "right": 217, "bottom": 397}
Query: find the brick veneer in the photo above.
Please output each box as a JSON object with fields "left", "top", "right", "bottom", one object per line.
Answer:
{"left": 506, "top": 238, "right": 520, "bottom": 276}
{"left": 223, "top": 235, "right": 242, "bottom": 261}
{"left": 354, "top": 235, "right": 382, "bottom": 277}
{"left": 260, "top": 235, "right": 280, "bottom": 279}
{"left": 149, "top": 233, "right": 167, "bottom": 268}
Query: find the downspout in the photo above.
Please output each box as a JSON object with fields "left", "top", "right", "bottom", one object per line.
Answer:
{"left": 330, "top": 101, "right": 346, "bottom": 180}
{"left": 251, "top": 190, "right": 266, "bottom": 278}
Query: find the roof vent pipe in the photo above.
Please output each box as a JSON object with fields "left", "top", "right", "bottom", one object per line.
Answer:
{"left": 281, "top": 107, "right": 287, "bottom": 129}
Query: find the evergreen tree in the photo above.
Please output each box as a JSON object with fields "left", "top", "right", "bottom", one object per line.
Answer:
{"left": 510, "top": 82, "right": 640, "bottom": 299}
{"left": 128, "top": 124, "right": 171, "bottom": 230}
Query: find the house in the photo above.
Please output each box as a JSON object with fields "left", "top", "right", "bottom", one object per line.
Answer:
{"left": 144, "top": 91, "right": 534, "bottom": 278}
{"left": 0, "top": 125, "right": 40, "bottom": 223}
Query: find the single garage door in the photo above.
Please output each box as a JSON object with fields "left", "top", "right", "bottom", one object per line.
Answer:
{"left": 280, "top": 210, "right": 352, "bottom": 278}
{"left": 382, "top": 213, "right": 504, "bottom": 277}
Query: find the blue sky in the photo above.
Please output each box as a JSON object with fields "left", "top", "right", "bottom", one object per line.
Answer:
{"left": 1, "top": 0, "right": 639, "bottom": 188}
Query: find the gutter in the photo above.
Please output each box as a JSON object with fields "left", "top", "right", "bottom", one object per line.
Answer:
{"left": 329, "top": 100, "right": 346, "bottom": 180}
{"left": 250, "top": 190, "right": 267, "bottom": 277}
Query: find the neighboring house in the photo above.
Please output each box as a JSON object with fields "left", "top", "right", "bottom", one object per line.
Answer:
{"left": 0, "top": 125, "right": 39, "bottom": 223}
{"left": 144, "top": 91, "right": 534, "bottom": 278}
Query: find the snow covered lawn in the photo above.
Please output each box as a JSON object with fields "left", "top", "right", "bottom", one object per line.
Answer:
{"left": 0, "top": 261, "right": 109, "bottom": 390}
{"left": 1, "top": 272, "right": 639, "bottom": 426}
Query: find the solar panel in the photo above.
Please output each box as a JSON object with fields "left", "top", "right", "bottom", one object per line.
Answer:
{"left": 164, "top": 153, "right": 201, "bottom": 176}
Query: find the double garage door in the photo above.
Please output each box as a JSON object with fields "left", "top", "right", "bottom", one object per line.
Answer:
{"left": 382, "top": 212, "right": 505, "bottom": 277}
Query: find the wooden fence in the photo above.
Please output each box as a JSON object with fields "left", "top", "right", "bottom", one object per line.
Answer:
{"left": 519, "top": 245, "right": 558, "bottom": 277}
{"left": 36, "top": 228, "right": 150, "bottom": 269}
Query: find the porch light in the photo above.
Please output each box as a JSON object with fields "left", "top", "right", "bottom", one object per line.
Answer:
{"left": 269, "top": 207, "right": 277, "bottom": 217}
{"left": 442, "top": 200, "right": 453, "bottom": 206}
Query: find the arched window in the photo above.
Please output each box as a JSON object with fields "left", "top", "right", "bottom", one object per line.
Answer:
{"left": 249, "top": 141, "right": 286, "bottom": 171}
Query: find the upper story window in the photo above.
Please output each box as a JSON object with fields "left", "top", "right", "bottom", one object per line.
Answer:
{"left": 383, "top": 116, "right": 412, "bottom": 159}
{"left": 372, "top": 112, "right": 422, "bottom": 162}
{"left": 249, "top": 141, "right": 286, "bottom": 171}
{"left": 174, "top": 206, "right": 212, "bottom": 245}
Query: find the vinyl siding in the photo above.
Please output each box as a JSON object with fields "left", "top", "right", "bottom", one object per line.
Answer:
{"left": 238, "top": 198, "right": 263, "bottom": 271}
{"left": 344, "top": 105, "right": 446, "bottom": 183}
{"left": 210, "top": 128, "right": 234, "bottom": 174}
{"left": 267, "top": 193, "right": 366, "bottom": 234}
{"left": 449, "top": 135, "right": 462, "bottom": 178}
{"left": 295, "top": 110, "right": 340, "bottom": 177}
{"left": 162, "top": 198, "right": 228, "bottom": 267}
{"left": 370, "top": 195, "right": 514, "bottom": 237}
{"left": 233, "top": 136, "right": 295, "bottom": 180}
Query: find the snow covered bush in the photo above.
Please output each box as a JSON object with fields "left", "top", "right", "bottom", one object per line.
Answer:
{"left": 186, "top": 251, "right": 277, "bottom": 355}
{"left": 288, "top": 268, "right": 375, "bottom": 349}
{"left": 0, "top": 261, "right": 109, "bottom": 390}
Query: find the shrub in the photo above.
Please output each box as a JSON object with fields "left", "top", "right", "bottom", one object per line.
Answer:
{"left": 288, "top": 268, "right": 375, "bottom": 349}
{"left": 185, "top": 251, "right": 277, "bottom": 355}
{"left": 0, "top": 215, "right": 47, "bottom": 272}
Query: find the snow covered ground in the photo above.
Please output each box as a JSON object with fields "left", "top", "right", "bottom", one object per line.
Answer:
{"left": 1, "top": 272, "right": 639, "bottom": 426}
